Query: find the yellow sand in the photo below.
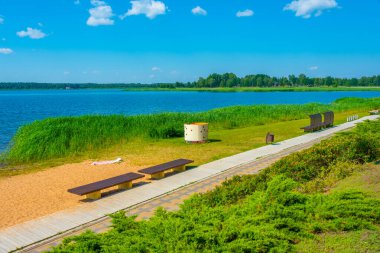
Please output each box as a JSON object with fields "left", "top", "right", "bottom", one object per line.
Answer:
{"left": 0, "top": 160, "right": 145, "bottom": 229}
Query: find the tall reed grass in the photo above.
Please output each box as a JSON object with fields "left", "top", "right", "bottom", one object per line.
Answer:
{"left": 4, "top": 97, "right": 380, "bottom": 163}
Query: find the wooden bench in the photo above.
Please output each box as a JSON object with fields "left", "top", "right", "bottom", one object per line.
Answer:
{"left": 301, "top": 113, "right": 323, "bottom": 132}
{"left": 322, "top": 111, "right": 334, "bottom": 127}
{"left": 138, "top": 159, "right": 194, "bottom": 179}
{"left": 68, "top": 172, "right": 145, "bottom": 200}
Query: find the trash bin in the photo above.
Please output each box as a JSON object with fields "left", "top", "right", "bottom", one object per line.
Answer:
{"left": 266, "top": 132, "right": 274, "bottom": 144}
{"left": 184, "top": 122, "right": 208, "bottom": 143}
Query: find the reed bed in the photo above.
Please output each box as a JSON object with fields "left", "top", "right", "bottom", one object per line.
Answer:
{"left": 4, "top": 97, "right": 380, "bottom": 163}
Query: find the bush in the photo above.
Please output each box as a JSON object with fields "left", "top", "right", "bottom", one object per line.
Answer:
{"left": 184, "top": 119, "right": 380, "bottom": 208}
{"left": 51, "top": 176, "right": 380, "bottom": 253}
{"left": 50, "top": 119, "right": 380, "bottom": 253}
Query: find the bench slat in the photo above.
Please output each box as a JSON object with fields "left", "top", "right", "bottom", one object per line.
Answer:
{"left": 68, "top": 172, "right": 145, "bottom": 196}
{"left": 138, "top": 159, "right": 193, "bottom": 175}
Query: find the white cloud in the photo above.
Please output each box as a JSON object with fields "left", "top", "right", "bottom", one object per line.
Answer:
{"left": 192, "top": 6, "right": 207, "bottom": 16}
{"left": 121, "top": 0, "right": 167, "bottom": 19}
{"left": 74, "top": 0, "right": 80, "bottom": 4}
{"left": 152, "top": 66, "right": 160, "bottom": 71}
{"left": 91, "top": 0, "right": 106, "bottom": 6}
{"left": 0, "top": 48, "right": 13, "bottom": 55}
{"left": 309, "top": 66, "right": 319, "bottom": 71}
{"left": 16, "top": 28, "right": 47, "bottom": 39}
{"left": 284, "top": 0, "right": 338, "bottom": 18}
{"left": 0, "top": 17, "right": 4, "bottom": 24}
{"left": 236, "top": 9, "right": 254, "bottom": 17}
{"left": 63, "top": 71, "right": 70, "bottom": 75}
{"left": 87, "top": 0, "right": 114, "bottom": 26}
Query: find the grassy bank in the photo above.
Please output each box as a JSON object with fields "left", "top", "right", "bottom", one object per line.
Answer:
{"left": 296, "top": 164, "right": 380, "bottom": 253}
{"left": 50, "top": 119, "right": 380, "bottom": 253}
{"left": 2, "top": 97, "right": 380, "bottom": 165}
{"left": 123, "top": 86, "right": 380, "bottom": 92}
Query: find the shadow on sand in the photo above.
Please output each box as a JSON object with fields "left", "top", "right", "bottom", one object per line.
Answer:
{"left": 81, "top": 181, "right": 151, "bottom": 203}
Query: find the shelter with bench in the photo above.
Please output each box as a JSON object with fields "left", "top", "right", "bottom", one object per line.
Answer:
{"left": 138, "top": 158, "right": 194, "bottom": 179}
{"left": 68, "top": 172, "right": 144, "bottom": 200}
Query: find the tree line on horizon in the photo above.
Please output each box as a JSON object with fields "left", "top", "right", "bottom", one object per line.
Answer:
{"left": 1, "top": 73, "right": 380, "bottom": 89}
{"left": 168, "top": 73, "right": 380, "bottom": 88}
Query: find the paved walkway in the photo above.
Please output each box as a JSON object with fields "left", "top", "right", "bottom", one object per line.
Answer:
{"left": 0, "top": 115, "right": 377, "bottom": 253}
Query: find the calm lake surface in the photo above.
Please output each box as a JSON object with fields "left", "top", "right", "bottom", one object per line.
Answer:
{"left": 0, "top": 89, "right": 379, "bottom": 152}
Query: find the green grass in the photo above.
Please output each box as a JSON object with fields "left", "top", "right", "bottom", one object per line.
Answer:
{"left": 49, "top": 119, "right": 380, "bottom": 253}
{"left": 296, "top": 229, "right": 380, "bottom": 253}
{"left": 3, "top": 97, "right": 380, "bottom": 165}
{"left": 0, "top": 110, "right": 361, "bottom": 177}
{"left": 296, "top": 164, "right": 380, "bottom": 253}
{"left": 331, "top": 163, "right": 380, "bottom": 198}
{"left": 124, "top": 86, "right": 380, "bottom": 92}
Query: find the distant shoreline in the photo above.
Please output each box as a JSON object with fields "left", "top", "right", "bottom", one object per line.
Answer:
{"left": 2, "top": 73, "right": 380, "bottom": 91}
{"left": 122, "top": 87, "right": 380, "bottom": 92}
{"left": 0, "top": 86, "right": 380, "bottom": 92}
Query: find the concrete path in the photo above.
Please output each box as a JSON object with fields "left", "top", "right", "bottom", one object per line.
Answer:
{"left": 0, "top": 115, "right": 377, "bottom": 253}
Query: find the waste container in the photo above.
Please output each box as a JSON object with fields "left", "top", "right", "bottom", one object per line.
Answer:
{"left": 266, "top": 132, "right": 274, "bottom": 144}
{"left": 184, "top": 122, "right": 208, "bottom": 143}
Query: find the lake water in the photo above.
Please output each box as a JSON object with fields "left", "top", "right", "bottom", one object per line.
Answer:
{"left": 0, "top": 89, "right": 379, "bottom": 152}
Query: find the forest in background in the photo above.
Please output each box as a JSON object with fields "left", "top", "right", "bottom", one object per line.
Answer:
{"left": 1, "top": 73, "right": 380, "bottom": 89}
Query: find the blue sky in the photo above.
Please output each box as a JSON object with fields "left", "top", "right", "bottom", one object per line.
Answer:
{"left": 0, "top": 0, "right": 379, "bottom": 83}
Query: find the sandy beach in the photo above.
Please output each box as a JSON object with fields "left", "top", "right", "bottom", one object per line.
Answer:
{"left": 0, "top": 160, "right": 146, "bottom": 229}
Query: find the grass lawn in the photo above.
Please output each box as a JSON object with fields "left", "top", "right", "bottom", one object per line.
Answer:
{"left": 0, "top": 108, "right": 370, "bottom": 178}
{"left": 296, "top": 229, "right": 380, "bottom": 253}
{"left": 296, "top": 163, "right": 380, "bottom": 253}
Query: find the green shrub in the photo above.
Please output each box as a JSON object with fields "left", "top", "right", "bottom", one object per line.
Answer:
{"left": 300, "top": 161, "right": 362, "bottom": 193}
{"left": 50, "top": 119, "right": 380, "bottom": 253}
{"left": 184, "top": 119, "right": 380, "bottom": 208}
{"left": 50, "top": 176, "right": 380, "bottom": 253}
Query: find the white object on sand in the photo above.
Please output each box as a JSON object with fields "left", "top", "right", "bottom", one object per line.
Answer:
{"left": 91, "top": 158, "right": 122, "bottom": 166}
